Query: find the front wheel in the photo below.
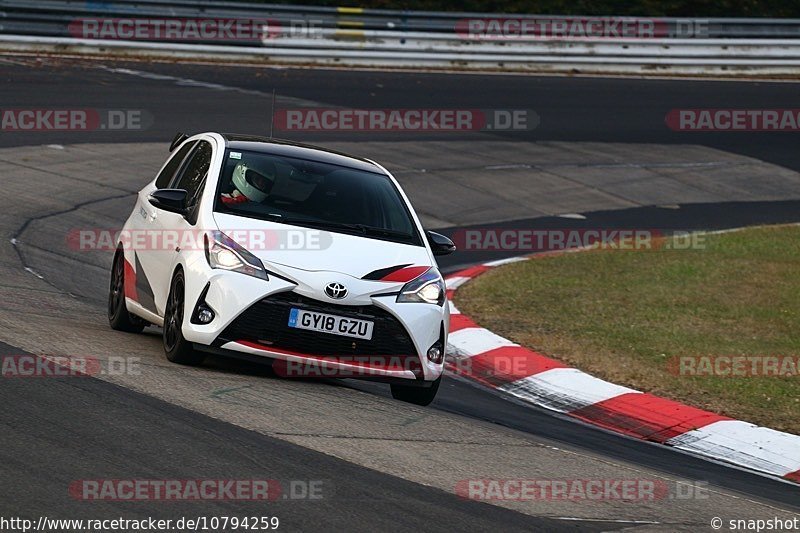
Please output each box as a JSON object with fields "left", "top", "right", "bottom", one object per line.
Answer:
{"left": 108, "top": 251, "right": 145, "bottom": 333}
{"left": 163, "top": 270, "right": 204, "bottom": 366}
{"left": 390, "top": 377, "right": 441, "bottom": 406}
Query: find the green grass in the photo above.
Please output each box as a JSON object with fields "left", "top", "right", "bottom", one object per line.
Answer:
{"left": 455, "top": 225, "right": 800, "bottom": 433}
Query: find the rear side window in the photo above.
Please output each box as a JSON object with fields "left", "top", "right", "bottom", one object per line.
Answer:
{"left": 155, "top": 141, "right": 196, "bottom": 189}
{"left": 174, "top": 141, "right": 213, "bottom": 204}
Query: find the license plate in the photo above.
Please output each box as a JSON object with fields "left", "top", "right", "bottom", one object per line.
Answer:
{"left": 288, "top": 308, "right": 374, "bottom": 340}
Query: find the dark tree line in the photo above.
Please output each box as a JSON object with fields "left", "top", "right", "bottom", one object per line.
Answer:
{"left": 254, "top": 0, "right": 799, "bottom": 18}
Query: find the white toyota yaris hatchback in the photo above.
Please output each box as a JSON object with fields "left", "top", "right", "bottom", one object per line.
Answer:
{"left": 108, "top": 132, "right": 455, "bottom": 405}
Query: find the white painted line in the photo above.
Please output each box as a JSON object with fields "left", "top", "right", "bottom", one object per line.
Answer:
{"left": 499, "top": 367, "right": 640, "bottom": 413}
{"left": 445, "top": 276, "right": 470, "bottom": 290}
{"left": 448, "top": 300, "right": 460, "bottom": 315}
{"left": 97, "top": 66, "right": 331, "bottom": 106}
{"left": 553, "top": 518, "right": 659, "bottom": 525}
{"left": 485, "top": 164, "right": 531, "bottom": 170}
{"left": 447, "top": 328, "right": 517, "bottom": 358}
{"left": 24, "top": 267, "right": 44, "bottom": 279}
{"left": 667, "top": 420, "right": 800, "bottom": 477}
{"left": 483, "top": 256, "right": 530, "bottom": 267}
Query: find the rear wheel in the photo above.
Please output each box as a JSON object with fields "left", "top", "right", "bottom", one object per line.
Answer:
{"left": 108, "top": 251, "right": 145, "bottom": 333}
{"left": 390, "top": 377, "right": 441, "bottom": 406}
{"left": 163, "top": 270, "right": 205, "bottom": 366}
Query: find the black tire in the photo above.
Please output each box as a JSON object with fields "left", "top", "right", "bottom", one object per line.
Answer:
{"left": 108, "top": 250, "right": 146, "bottom": 333}
{"left": 390, "top": 377, "right": 441, "bottom": 406}
{"left": 163, "top": 270, "right": 205, "bottom": 366}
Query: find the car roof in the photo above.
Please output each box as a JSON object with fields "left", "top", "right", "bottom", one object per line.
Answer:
{"left": 220, "top": 133, "right": 382, "bottom": 174}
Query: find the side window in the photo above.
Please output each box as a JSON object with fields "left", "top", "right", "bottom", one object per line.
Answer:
{"left": 174, "top": 141, "right": 213, "bottom": 205}
{"left": 154, "top": 141, "right": 196, "bottom": 189}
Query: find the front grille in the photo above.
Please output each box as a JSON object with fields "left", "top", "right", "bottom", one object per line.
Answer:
{"left": 219, "top": 291, "right": 419, "bottom": 360}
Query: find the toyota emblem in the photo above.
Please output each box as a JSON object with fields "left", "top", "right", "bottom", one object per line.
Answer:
{"left": 325, "top": 282, "right": 348, "bottom": 299}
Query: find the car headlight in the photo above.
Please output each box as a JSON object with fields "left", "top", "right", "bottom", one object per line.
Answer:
{"left": 396, "top": 267, "right": 445, "bottom": 306}
{"left": 204, "top": 230, "right": 268, "bottom": 280}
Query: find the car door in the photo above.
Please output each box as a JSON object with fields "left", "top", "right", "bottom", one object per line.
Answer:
{"left": 146, "top": 139, "right": 214, "bottom": 315}
{"left": 128, "top": 140, "right": 196, "bottom": 315}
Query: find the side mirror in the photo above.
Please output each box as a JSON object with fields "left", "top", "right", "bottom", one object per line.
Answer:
{"left": 169, "top": 132, "right": 188, "bottom": 152}
{"left": 149, "top": 189, "right": 189, "bottom": 215}
{"left": 426, "top": 231, "right": 456, "bottom": 256}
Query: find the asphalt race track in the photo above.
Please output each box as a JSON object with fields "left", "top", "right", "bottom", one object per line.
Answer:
{"left": 1, "top": 56, "right": 799, "bottom": 532}
{"left": 4, "top": 57, "right": 800, "bottom": 171}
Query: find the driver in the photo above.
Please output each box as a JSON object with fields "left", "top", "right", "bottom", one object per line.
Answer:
{"left": 220, "top": 161, "right": 276, "bottom": 205}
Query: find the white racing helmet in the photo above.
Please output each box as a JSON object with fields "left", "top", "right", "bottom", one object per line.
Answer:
{"left": 231, "top": 162, "right": 276, "bottom": 202}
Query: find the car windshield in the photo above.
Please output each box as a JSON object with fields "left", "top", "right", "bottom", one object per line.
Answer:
{"left": 214, "top": 149, "right": 421, "bottom": 246}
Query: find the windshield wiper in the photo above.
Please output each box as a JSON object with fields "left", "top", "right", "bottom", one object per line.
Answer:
{"left": 351, "top": 224, "right": 414, "bottom": 240}
{"left": 276, "top": 218, "right": 363, "bottom": 233}
{"left": 274, "top": 218, "right": 414, "bottom": 241}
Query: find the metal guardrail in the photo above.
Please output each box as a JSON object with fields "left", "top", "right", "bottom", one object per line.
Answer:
{"left": 4, "top": 0, "right": 800, "bottom": 38}
{"left": 5, "top": 0, "right": 800, "bottom": 37}
{"left": 1, "top": 0, "right": 800, "bottom": 75}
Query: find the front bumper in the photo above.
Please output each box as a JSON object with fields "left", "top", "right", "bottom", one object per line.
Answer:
{"left": 180, "top": 260, "right": 447, "bottom": 382}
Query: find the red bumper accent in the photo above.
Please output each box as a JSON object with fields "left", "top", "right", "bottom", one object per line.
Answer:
{"left": 235, "top": 339, "right": 423, "bottom": 377}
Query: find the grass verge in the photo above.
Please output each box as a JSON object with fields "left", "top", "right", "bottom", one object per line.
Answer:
{"left": 454, "top": 225, "right": 800, "bottom": 434}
